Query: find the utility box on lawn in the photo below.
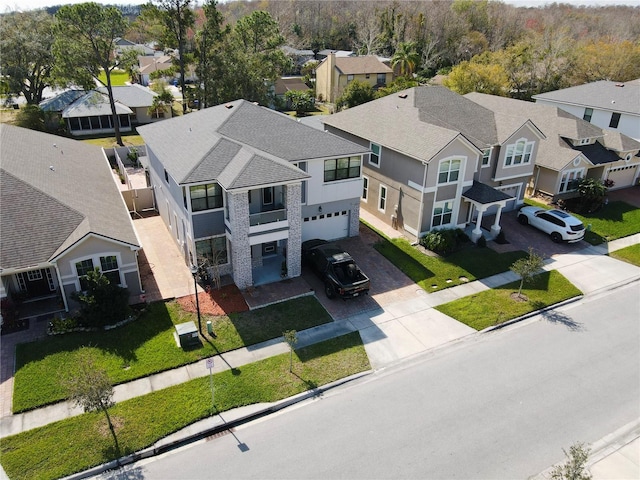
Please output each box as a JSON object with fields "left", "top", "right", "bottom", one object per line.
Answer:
{"left": 175, "top": 321, "right": 200, "bottom": 348}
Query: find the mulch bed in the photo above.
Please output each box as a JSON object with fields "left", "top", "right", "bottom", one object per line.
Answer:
{"left": 176, "top": 283, "right": 249, "bottom": 316}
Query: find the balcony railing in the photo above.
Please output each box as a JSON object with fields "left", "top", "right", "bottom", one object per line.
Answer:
{"left": 249, "top": 208, "right": 286, "bottom": 226}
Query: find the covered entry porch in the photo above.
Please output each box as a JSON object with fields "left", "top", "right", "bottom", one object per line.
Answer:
{"left": 462, "top": 181, "right": 515, "bottom": 242}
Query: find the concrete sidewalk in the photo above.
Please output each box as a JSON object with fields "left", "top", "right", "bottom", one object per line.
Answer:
{"left": 1, "top": 232, "right": 638, "bottom": 479}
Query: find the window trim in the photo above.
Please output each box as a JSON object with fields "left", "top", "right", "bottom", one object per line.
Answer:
{"left": 559, "top": 168, "right": 584, "bottom": 193}
{"left": 195, "top": 235, "right": 229, "bottom": 266}
{"left": 609, "top": 112, "right": 621, "bottom": 128}
{"left": 72, "top": 253, "right": 125, "bottom": 290}
{"left": 190, "top": 182, "right": 224, "bottom": 212}
{"left": 481, "top": 148, "right": 491, "bottom": 167}
{"left": 437, "top": 158, "right": 462, "bottom": 185}
{"left": 369, "top": 143, "right": 381, "bottom": 168}
{"left": 432, "top": 199, "right": 454, "bottom": 228}
{"left": 504, "top": 139, "right": 534, "bottom": 167}
{"left": 378, "top": 184, "right": 387, "bottom": 213}
{"left": 583, "top": 107, "right": 593, "bottom": 122}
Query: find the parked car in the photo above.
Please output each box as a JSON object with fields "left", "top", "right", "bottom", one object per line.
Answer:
{"left": 302, "top": 239, "right": 370, "bottom": 299}
{"left": 517, "top": 206, "right": 585, "bottom": 243}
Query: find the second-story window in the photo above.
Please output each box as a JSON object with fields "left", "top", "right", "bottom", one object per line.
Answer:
{"left": 504, "top": 139, "right": 534, "bottom": 166}
{"left": 609, "top": 112, "right": 621, "bottom": 128}
{"left": 583, "top": 108, "right": 593, "bottom": 122}
{"left": 438, "top": 158, "right": 461, "bottom": 184}
{"left": 370, "top": 143, "right": 381, "bottom": 167}
{"left": 190, "top": 183, "right": 223, "bottom": 212}
{"left": 324, "top": 156, "right": 361, "bottom": 182}
{"left": 482, "top": 149, "right": 491, "bottom": 167}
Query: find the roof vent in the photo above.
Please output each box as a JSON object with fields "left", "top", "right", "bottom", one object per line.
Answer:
{"left": 49, "top": 165, "right": 55, "bottom": 171}
{"left": 615, "top": 83, "right": 625, "bottom": 87}
{"left": 398, "top": 93, "right": 408, "bottom": 99}
{"left": 224, "top": 103, "right": 233, "bottom": 109}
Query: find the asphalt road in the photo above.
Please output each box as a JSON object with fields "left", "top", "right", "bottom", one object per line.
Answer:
{"left": 102, "top": 283, "right": 640, "bottom": 480}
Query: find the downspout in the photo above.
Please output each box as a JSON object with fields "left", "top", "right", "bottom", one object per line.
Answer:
{"left": 416, "top": 161, "right": 428, "bottom": 244}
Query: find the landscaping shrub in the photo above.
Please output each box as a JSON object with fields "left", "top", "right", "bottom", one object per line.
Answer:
{"left": 420, "top": 228, "right": 469, "bottom": 255}
{"left": 476, "top": 234, "right": 486, "bottom": 248}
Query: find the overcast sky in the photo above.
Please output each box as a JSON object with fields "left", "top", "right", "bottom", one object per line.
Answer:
{"left": 1, "top": 0, "right": 637, "bottom": 13}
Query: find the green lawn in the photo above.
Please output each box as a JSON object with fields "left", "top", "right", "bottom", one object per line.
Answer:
{"left": 1, "top": 332, "right": 370, "bottom": 480}
{"left": 13, "top": 296, "right": 332, "bottom": 412}
{"left": 81, "top": 133, "right": 144, "bottom": 148}
{"left": 370, "top": 232, "right": 527, "bottom": 292}
{"left": 524, "top": 199, "right": 640, "bottom": 245}
{"left": 97, "top": 69, "right": 129, "bottom": 86}
{"left": 609, "top": 244, "right": 640, "bottom": 267}
{"left": 436, "top": 270, "right": 582, "bottom": 330}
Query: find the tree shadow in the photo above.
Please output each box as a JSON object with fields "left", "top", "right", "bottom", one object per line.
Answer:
{"left": 539, "top": 307, "right": 584, "bottom": 331}
{"left": 292, "top": 371, "right": 320, "bottom": 393}
{"left": 201, "top": 335, "right": 241, "bottom": 376}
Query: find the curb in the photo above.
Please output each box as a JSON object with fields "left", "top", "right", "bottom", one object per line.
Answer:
{"left": 60, "top": 369, "right": 372, "bottom": 480}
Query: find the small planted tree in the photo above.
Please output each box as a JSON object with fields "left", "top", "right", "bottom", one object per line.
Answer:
{"left": 63, "top": 347, "right": 120, "bottom": 458}
{"left": 510, "top": 247, "right": 544, "bottom": 300}
{"left": 283, "top": 329, "right": 298, "bottom": 372}
{"left": 550, "top": 442, "right": 592, "bottom": 480}
{"left": 284, "top": 90, "right": 314, "bottom": 116}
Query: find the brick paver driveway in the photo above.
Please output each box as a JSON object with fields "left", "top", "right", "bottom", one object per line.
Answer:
{"left": 301, "top": 224, "right": 422, "bottom": 320}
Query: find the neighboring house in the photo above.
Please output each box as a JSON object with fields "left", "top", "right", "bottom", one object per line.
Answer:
{"left": 323, "top": 86, "right": 545, "bottom": 242}
{"left": 40, "top": 85, "right": 166, "bottom": 136}
{"left": 532, "top": 79, "right": 640, "bottom": 141}
{"left": 0, "top": 125, "right": 142, "bottom": 318}
{"left": 40, "top": 90, "right": 133, "bottom": 137}
{"left": 315, "top": 53, "right": 394, "bottom": 103}
{"left": 114, "top": 38, "right": 155, "bottom": 57}
{"left": 97, "top": 85, "right": 170, "bottom": 123}
{"left": 281, "top": 46, "right": 315, "bottom": 74}
{"left": 137, "top": 99, "right": 368, "bottom": 289}
{"left": 467, "top": 93, "right": 640, "bottom": 200}
{"left": 273, "top": 77, "right": 312, "bottom": 108}
{"left": 316, "top": 49, "right": 354, "bottom": 60}
{"left": 138, "top": 55, "right": 174, "bottom": 86}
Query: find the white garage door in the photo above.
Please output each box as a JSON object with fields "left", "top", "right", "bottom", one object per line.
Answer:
{"left": 483, "top": 185, "right": 520, "bottom": 216}
{"left": 607, "top": 164, "right": 639, "bottom": 189}
{"left": 302, "top": 210, "right": 349, "bottom": 241}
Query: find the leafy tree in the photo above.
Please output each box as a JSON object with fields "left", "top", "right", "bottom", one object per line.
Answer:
{"left": 375, "top": 76, "right": 418, "bottom": 98}
{"left": 392, "top": 41, "right": 420, "bottom": 78}
{"left": 285, "top": 90, "right": 314, "bottom": 116}
{"left": 15, "top": 105, "right": 46, "bottom": 131}
{"left": 153, "top": 0, "right": 195, "bottom": 113}
{"left": 148, "top": 88, "right": 175, "bottom": 118}
{"left": 63, "top": 347, "right": 120, "bottom": 458}
{"left": 0, "top": 11, "right": 56, "bottom": 105}
{"left": 443, "top": 59, "right": 509, "bottom": 96}
{"left": 72, "top": 268, "right": 130, "bottom": 328}
{"left": 572, "top": 40, "right": 640, "bottom": 84}
{"left": 336, "top": 80, "right": 375, "bottom": 111}
{"left": 283, "top": 330, "right": 298, "bottom": 372}
{"left": 52, "top": 3, "right": 129, "bottom": 146}
{"left": 550, "top": 442, "right": 592, "bottom": 480}
{"left": 194, "top": 0, "right": 228, "bottom": 109}
{"left": 510, "top": 247, "right": 544, "bottom": 300}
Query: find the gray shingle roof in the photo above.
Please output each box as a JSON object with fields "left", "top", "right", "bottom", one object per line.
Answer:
{"left": 62, "top": 91, "right": 132, "bottom": 118}
{"left": 96, "top": 84, "right": 157, "bottom": 108}
{"left": 532, "top": 79, "right": 640, "bottom": 116}
{"left": 323, "top": 86, "right": 530, "bottom": 161}
{"left": 466, "top": 92, "right": 639, "bottom": 170}
{"left": 137, "top": 100, "right": 368, "bottom": 188}
{"left": 0, "top": 125, "right": 140, "bottom": 271}
{"left": 462, "top": 181, "right": 514, "bottom": 204}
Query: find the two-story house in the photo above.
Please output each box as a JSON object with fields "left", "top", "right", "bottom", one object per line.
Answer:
{"left": 532, "top": 79, "right": 640, "bottom": 142}
{"left": 0, "top": 125, "right": 142, "bottom": 319}
{"left": 315, "top": 53, "right": 394, "bottom": 104}
{"left": 137, "top": 99, "right": 368, "bottom": 289}
{"left": 467, "top": 93, "right": 640, "bottom": 200}
{"left": 323, "top": 86, "right": 545, "bottom": 242}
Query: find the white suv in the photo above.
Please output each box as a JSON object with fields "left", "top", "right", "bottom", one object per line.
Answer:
{"left": 518, "top": 206, "right": 586, "bottom": 243}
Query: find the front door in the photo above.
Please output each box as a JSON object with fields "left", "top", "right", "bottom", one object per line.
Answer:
{"left": 17, "top": 269, "right": 54, "bottom": 298}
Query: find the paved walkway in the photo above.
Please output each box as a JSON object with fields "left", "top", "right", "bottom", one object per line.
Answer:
{"left": 1, "top": 216, "right": 639, "bottom": 479}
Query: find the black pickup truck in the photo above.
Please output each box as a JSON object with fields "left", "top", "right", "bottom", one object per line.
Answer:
{"left": 302, "top": 239, "right": 370, "bottom": 299}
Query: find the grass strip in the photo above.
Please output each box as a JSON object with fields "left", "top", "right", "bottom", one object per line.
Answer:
{"left": 436, "top": 270, "right": 582, "bottom": 330}
{"left": 1, "top": 332, "right": 370, "bottom": 480}
{"left": 373, "top": 236, "right": 526, "bottom": 291}
{"left": 13, "top": 296, "right": 331, "bottom": 412}
{"left": 609, "top": 244, "right": 640, "bottom": 267}
{"left": 523, "top": 199, "right": 640, "bottom": 245}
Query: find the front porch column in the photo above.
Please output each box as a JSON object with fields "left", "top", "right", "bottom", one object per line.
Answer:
{"left": 286, "top": 184, "right": 302, "bottom": 278}
{"left": 471, "top": 208, "right": 485, "bottom": 242}
{"left": 491, "top": 206, "right": 504, "bottom": 236}
{"left": 228, "top": 191, "right": 253, "bottom": 289}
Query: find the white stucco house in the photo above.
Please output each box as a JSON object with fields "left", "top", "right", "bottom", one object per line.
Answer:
{"left": 137, "top": 99, "right": 368, "bottom": 289}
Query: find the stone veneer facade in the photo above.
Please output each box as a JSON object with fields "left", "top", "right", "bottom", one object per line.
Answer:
{"left": 228, "top": 191, "right": 252, "bottom": 289}
{"left": 349, "top": 201, "right": 361, "bottom": 237}
{"left": 285, "top": 183, "right": 302, "bottom": 278}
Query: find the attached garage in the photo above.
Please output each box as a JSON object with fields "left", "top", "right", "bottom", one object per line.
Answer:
{"left": 483, "top": 184, "right": 520, "bottom": 216}
{"left": 606, "top": 163, "right": 640, "bottom": 189}
{"left": 302, "top": 210, "right": 350, "bottom": 241}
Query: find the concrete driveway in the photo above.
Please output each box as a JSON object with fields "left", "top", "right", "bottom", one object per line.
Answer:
{"left": 301, "top": 223, "right": 422, "bottom": 320}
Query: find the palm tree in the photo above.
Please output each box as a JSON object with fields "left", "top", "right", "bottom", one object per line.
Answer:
{"left": 148, "top": 89, "right": 175, "bottom": 119}
{"left": 391, "top": 42, "right": 420, "bottom": 78}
